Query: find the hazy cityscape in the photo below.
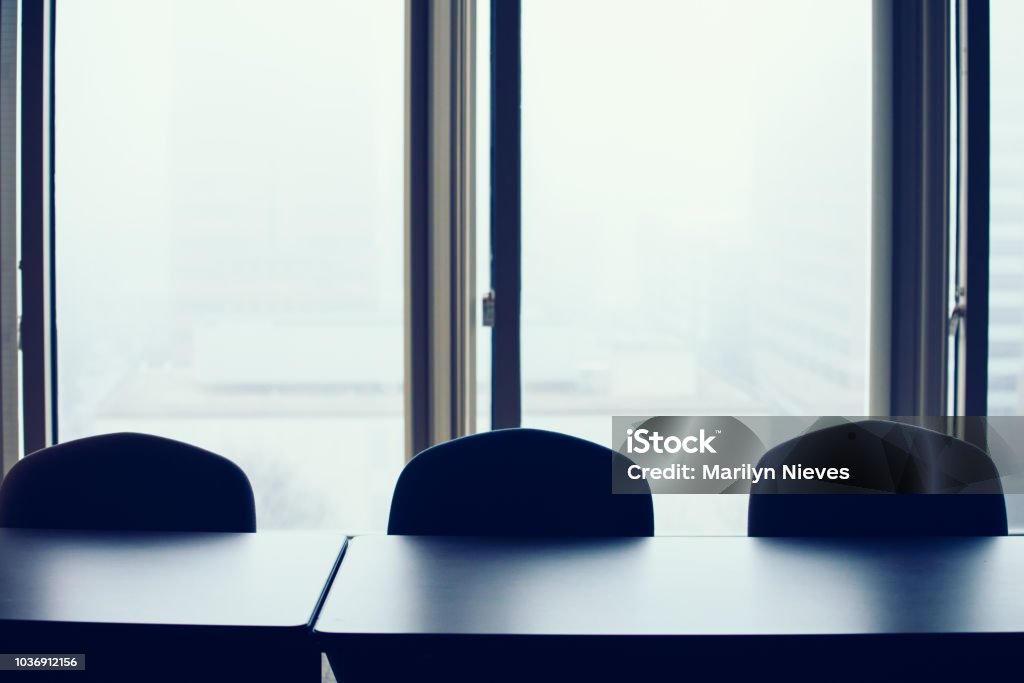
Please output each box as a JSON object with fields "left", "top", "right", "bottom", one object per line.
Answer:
{"left": 54, "top": 1, "right": 1019, "bottom": 535}
{"left": 988, "top": 0, "right": 1024, "bottom": 416}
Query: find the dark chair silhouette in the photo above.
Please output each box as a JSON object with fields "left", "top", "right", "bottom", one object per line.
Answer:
{"left": 388, "top": 428, "right": 654, "bottom": 536}
{"left": 748, "top": 419, "right": 1007, "bottom": 536}
{"left": 0, "top": 432, "right": 256, "bottom": 532}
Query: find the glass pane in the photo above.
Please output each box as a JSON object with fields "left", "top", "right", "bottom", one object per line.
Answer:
{"left": 521, "top": 0, "right": 872, "bottom": 533}
{"left": 55, "top": 0, "right": 403, "bottom": 530}
{"left": 988, "top": 0, "right": 1024, "bottom": 417}
{"left": 989, "top": 0, "right": 1024, "bottom": 533}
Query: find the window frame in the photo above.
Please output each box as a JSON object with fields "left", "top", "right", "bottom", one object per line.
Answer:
{"left": 2, "top": 0, "right": 999, "bottom": 482}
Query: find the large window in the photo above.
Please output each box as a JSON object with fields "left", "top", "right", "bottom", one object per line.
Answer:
{"left": 520, "top": 0, "right": 872, "bottom": 439}
{"left": 55, "top": 0, "right": 403, "bottom": 530}
{"left": 36, "top": 1, "right": 997, "bottom": 537}
{"left": 520, "top": 0, "right": 871, "bottom": 533}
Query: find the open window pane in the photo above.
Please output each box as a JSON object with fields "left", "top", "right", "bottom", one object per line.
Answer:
{"left": 55, "top": 0, "right": 403, "bottom": 530}
{"left": 521, "top": 0, "right": 872, "bottom": 533}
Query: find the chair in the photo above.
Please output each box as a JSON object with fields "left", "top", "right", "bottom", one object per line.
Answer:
{"left": 388, "top": 428, "right": 654, "bottom": 536}
{"left": 747, "top": 419, "right": 1007, "bottom": 536}
{"left": 0, "top": 432, "right": 256, "bottom": 532}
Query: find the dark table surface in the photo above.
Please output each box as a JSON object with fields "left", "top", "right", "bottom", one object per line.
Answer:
{"left": 315, "top": 534, "right": 1024, "bottom": 638}
{"left": 0, "top": 529, "right": 346, "bottom": 629}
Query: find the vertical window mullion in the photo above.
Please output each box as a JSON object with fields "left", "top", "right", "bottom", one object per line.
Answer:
{"left": 20, "top": 0, "right": 56, "bottom": 454}
{"left": 871, "top": 0, "right": 952, "bottom": 417}
{"left": 405, "top": 0, "right": 477, "bottom": 456}
{"left": 0, "top": 0, "right": 19, "bottom": 472}
{"left": 960, "top": 0, "right": 989, "bottom": 417}
{"left": 489, "top": 0, "right": 521, "bottom": 429}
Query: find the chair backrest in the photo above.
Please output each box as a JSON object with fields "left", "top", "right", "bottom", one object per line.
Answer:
{"left": 388, "top": 428, "right": 654, "bottom": 536}
{"left": 747, "top": 420, "right": 1007, "bottom": 536}
{"left": 0, "top": 432, "right": 256, "bottom": 532}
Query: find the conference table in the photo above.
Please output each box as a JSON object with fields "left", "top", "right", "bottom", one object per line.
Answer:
{"left": 3, "top": 531, "right": 1024, "bottom": 681}
{"left": 0, "top": 529, "right": 345, "bottom": 681}
{"left": 315, "top": 535, "right": 1024, "bottom": 680}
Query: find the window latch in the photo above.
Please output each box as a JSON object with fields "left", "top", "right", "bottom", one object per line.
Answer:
{"left": 948, "top": 286, "right": 966, "bottom": 337}
{"left": 482, "top": 290, "right": 495, "bottom": 327}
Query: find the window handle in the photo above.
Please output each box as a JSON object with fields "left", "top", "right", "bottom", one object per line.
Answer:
{"left": 948, "top": 286, "right": 966, "bottom": 337}
{"left": 482, "top": 290, "right": 496, "bottom": 327}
